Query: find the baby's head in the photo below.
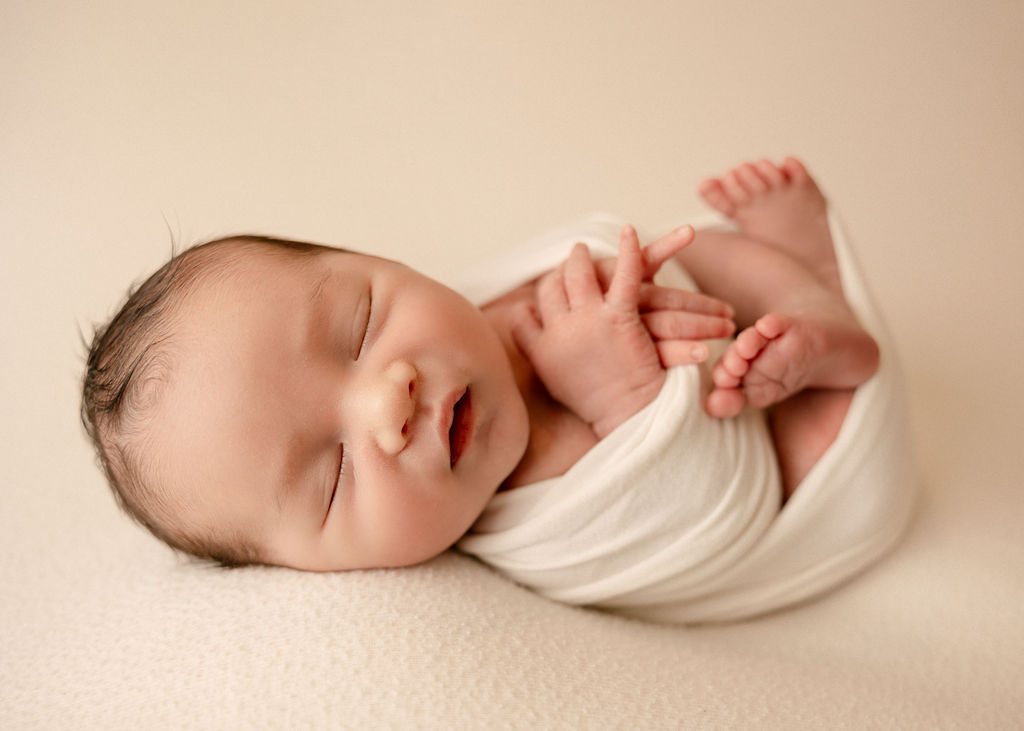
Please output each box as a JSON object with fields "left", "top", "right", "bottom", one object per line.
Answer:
{"left": 82, "top": 236, "right": 529, "bottom": 571}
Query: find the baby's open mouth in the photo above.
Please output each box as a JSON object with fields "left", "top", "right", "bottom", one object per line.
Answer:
{"left": 449, "top": 388, "right": 472, "bottom": 468}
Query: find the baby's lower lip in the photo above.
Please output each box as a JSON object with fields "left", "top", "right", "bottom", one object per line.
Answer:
{"left": 449, "top": 388, "right": 473, "bottom": 468}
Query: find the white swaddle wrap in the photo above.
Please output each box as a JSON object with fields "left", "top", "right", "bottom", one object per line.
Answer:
{"left": 453, "top": 211, "right": 917, "bottom": 624}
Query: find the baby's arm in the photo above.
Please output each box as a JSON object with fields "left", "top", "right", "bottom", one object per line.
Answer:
{"left": 512, "top": 225, "right": 726, "bottom": 438}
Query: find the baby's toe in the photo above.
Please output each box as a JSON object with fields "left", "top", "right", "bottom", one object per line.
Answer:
{"left": 699, "top": 178, "right": 736, "bottom": 217}
{"left": 754, "top": 312, "right": 793, "bottom": 340}
{"left": 722, "top": 170, "right": 752, "bottom": 205}
{"left": 706, "top": 388, "right": 745, "bottom": 418}
{"left": 712, "top": 357, "right": 743, "bottom": 388}
{"left": 781, "top": 156, "right": 810, "bottom": 184}
{"left": 733, "top": 326, "right": 770, "bottom": 359}
{"left": 736, "top": 163, "right": 768, "bottom": 194}
{"left": 755, "top": 159, "right": 786, "bottom": 187}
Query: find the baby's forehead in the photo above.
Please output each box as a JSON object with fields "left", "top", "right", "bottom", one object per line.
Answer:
{"left": 180, "top": 239, "right": 338, "bottom": 299}
{"left": 175, "top": 240, "right": 371, "bottom": 340}
{"left": 170, "top": 239, "right": 384, "bottom": 349}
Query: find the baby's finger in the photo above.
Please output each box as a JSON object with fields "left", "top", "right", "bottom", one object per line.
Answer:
{"left": 535, "top": 267, "right": 569, "bottom": 319}
{"left": 641, "top": 225, "right": 695, "bottom": 278}
{"left": 593, "top": 224, "right": 693, "bottom": 290}
{"left": 639, "top": 284, "right": 735, "bottom": 318}
{"left": 607, "top": 225, "right": 644, "bottom": 311}
{"left": 592, "top": 256, "right": 617, "bottom": 291}
{"left": 643, "top": 310, "right": 736, "bottom": 340}
{"left": 508, "top": 302, "right": 544, "bottom": 357}
{"left": 563, "top": 242, "right": 603, "bottom": 308}
{"left": 656, "top": 340, "right": 710, "bottom": 367}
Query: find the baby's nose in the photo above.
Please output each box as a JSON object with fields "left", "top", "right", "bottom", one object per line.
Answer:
{"left": 364, "top": 360, "right": 417, "bottom": 455}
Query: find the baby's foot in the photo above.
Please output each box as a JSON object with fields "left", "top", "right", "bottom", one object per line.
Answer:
{"left": 699, "top": 157, "right": 841, "bottom": 293}
{"left": 705, "top": 310, "right": 879, "bottom": 418}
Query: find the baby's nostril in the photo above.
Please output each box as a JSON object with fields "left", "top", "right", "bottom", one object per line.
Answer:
{"left": 401, "top": 421, "right": 409, "bottom": 436}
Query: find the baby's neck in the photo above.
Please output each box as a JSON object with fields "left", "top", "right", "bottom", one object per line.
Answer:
{"left": 481, "top": 281, "right": 598, "bottom": 490}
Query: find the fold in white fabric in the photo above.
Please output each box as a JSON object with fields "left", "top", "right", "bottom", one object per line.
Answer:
{"left": 454, "top": 211, "right": 917, "bottom": 624}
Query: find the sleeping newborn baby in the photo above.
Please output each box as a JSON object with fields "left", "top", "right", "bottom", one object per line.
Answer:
{"left": 82, "top": 158, "right": 916, "bottom": 623}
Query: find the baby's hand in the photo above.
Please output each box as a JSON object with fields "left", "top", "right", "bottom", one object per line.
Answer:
{"left": 594, "top": 225, "right": 735, "bottom": 364}
{"left": 512, "top": 226, "right": 686, "bottom": 439}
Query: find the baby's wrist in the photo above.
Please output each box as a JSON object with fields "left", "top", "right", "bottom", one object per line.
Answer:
{"left": 589, "top": 373, "right": 666, "bottom": 439}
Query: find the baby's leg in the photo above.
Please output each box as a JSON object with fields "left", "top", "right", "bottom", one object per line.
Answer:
{"left": 679, "top": 157, "right": 879, "bottom": 494}
{"left": 677, "top": 230, "right": 877, "bottom": 419}
{"left": 770, "top": 388, "right": 855, "bottom": 497}
{"left": 699, "top": 157, "right": 842, "bottom": 293}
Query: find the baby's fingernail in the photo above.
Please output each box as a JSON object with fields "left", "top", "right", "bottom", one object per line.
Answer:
{"left": 692, "top": 344, "right": 708, "bottom": 361}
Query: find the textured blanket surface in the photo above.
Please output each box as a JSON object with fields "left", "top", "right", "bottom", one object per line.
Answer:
{"left": 459, "top": 213, "right": 917, "bottom": 623}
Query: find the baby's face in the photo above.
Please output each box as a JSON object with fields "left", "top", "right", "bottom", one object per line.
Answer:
{"left": 153, "top": 246, "right": 530, "bottom": 570}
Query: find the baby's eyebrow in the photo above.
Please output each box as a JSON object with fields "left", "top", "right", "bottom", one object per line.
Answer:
{"left": 308, "top": 270, "right": 331, "bottom": 304}
{"left": 302, "top": 269, "right": 334, "bottom": 351}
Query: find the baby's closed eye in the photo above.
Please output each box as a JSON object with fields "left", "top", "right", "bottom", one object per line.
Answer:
{"left": 323, "top": 443, "right": 346, "bottom": 527}
{"left": 352, "top": 288, "right": 373, "bottom": 358}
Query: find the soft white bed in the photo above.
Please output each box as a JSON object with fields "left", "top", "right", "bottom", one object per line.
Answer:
{"left": 3, "top": 2, "right": 1022, "bottom": 728}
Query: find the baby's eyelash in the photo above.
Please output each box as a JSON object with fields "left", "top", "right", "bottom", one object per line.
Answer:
{"left": 356, "top": 287, "right": 372, "bottom": 358}
{"left": 324, "top": 444, "right": 345, "bottom": 526}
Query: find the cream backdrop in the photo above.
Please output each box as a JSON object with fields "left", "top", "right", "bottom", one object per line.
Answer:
{"left": 2, "top": 1, "right": 1022, "bottom": 728}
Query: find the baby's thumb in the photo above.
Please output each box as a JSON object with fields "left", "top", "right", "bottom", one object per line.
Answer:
{"left": 509, "top": 302, "right": 543, "bottom": 357}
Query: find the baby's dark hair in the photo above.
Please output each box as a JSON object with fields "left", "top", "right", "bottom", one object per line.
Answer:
{"left": 81, "top": 234, "right": 341, "bottom": 568}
